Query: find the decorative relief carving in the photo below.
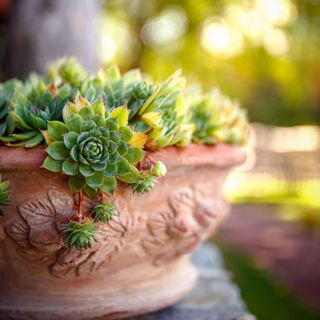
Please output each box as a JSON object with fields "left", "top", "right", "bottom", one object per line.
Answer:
{"left": 4, "top": 184, "right": 228, "bottom": 275}
{"left": 5, "top": 190, "right": 134, "bottom": 277}
{"left": 142, "top": 185, "right": 228, "bottom": 265}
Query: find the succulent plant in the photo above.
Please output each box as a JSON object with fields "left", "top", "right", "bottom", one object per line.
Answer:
{"left": 0, "top": 80, "right": 75, "bottom": 147}
{"left": 82, "top": 66, "right": 194, "bottom": 151}
{"left": 42, "top": 96, "right": 146, "bottom": 196}
{"left": 129, "top": 70, "right": 195, "bottom": 150}
{"left": 45, "top": 57, "right": 87, "bottom": 88}
{"left": 190, "top": 89, "right": 249, "bottom": 145}
{"left": 0, "top": 80, "right": 23, "bottom": 137}
{"left": 0, "top": 176, "right": 10, "bottom": 216}
{"left": 63, "top": 220, "right": 96, "bottom": 250}
{"left": 92, "top": 200, "right": 115, "bottom": 222}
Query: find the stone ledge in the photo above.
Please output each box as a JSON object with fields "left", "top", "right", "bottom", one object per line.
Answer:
{"left": 128, "top": 243, "right": 256, "bottom": 320}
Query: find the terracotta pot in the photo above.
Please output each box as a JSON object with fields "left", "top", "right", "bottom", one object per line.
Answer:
{"left": 0, "top": 144, "right": 246, "bottom": 319}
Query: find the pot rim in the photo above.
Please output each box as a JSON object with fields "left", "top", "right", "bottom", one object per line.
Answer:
{"left": 0, "top": 143, "right": 246, "bottom": 171}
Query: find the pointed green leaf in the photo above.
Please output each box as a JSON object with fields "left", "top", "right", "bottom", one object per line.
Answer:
{"left": 66, "top": 114, "right": 83, "bottom": 133}
{"left": 109, "top": 106, "right": 129, "bottom": 126}
{"left": 117, "top": 172, "right": 140, "bottom": 183}
{"left": 116, "top": 159, "right": 131, "bottom": 175}
{"left": 70, "top": 145, "right": 80, "bottom": 161}
{"left": 100, "top": 177, "right": 117, "bottom": 193}
{"left": 84, "top": 185, "right": 99, "bottom": 198}
{"left": 63, "top": 132, "right": 79, "bottom": 150}
{"left": 62, "top": 158, "right": 79, "bottom": 176}
{"left": 42, "top": 156, "right": 63, "bottom": 172}
{"left": 46, "top": 141, "right": 70, "bottom": 160}
{"left": 81, "top": 120, "right": 96, "bottom": 132}
{"left": 124, "top": 147, "right": 145, "bottom": 164}
{"left": 69, "top": 174, "right": 86, "bottom": 192}
{"left": 86, "top": 172, "right": 104, "bottom": 190}
{"left": 79, "top": 164, "right": 94, "bottom": 177}
{"left": 47, "top": 121, "right": 68, "bottom": 141}
{"left": 24, "top": 132, "right": 44, "bottom": 148}
{"left": 103, "top": 164, "right": 117, "bottom": 177}
{"left": 92, "top": 99, "right": 105, "bottom": 118}
{"left": 120, "top": 126, "right": 133, "bottom": 142}
{"left": 79, "top": 106, "right": 95, "bottom": 120}
{"left": 104, "top": 65, "right": 121, "bottom": 81}
{"left": 11, "top": 131, "right": 37, "bottom": 141}
{"left": 91, "top": 162, "right": 106, "bottom": 171}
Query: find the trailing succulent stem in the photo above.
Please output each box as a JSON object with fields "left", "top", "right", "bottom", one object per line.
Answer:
{"left": 0, "top": 176, "right": 10, "bottom": 216}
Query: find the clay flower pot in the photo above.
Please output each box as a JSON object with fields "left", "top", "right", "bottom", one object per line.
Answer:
{"left": 0, "top": 143, "right": 245, "bottom": 319}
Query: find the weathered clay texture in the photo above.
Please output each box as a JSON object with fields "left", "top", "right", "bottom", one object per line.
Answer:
{"left": 0, "top": 144, "right": 246, "bottom": 319}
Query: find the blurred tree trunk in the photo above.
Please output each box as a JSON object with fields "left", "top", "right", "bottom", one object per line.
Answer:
{"left": 5, "top": 0, "right": 100, "bottom": 79}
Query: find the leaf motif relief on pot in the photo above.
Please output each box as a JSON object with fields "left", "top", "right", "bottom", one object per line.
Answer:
{"left": 5, "top": 190, "right": 133, "bottom": 277}
{"left": 142, "top": 185, "right": 229, "bottom": 265}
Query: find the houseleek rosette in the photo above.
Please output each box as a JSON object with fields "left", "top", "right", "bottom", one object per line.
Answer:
{"left": 0, "top": 79, "right": 74, "bottom": 148}
{"left": 92, "top": 200, "right": 115, "bottom": 222}
{"left": 131, "top": 70, "right": 195, "bottom": 150}
{"left": 190, "top": 89, "right": 249, "bottom": 145}
{"left": 0, "top": 80, "right": 23, "bottom": 137}
{"left": 45, "top": 57, "right": 87, "bottom": 88}
{"left": 63, "top": 221, "right": 96, "bottom": 250}
{"left": 42, "top": 97, "right": 146, "bottom": 197}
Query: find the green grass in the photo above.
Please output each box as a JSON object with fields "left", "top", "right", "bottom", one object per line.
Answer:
{"left": 216, "top": 240, "right": 320, "bottom": 320}
{"left": 225, "top": 176, "right": 320, "bottom": 230}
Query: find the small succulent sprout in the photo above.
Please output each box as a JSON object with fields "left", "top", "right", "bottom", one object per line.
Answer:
{"left": 92, "top": 200, "right": 115, "bottom": 222}
{"left": 0, "top": 177, "right": 10, "bottom": 216}
{"left": 42, "top": 96, "right": 146, "bottom": 197}
{"left": 150, "top": 161, "right": 167, "bottom": 177}
{"left": 63, "top": 220, "right": 96, "bottom": 250}
{"left": 131, "top": 174, "right": 157, "bottom": 193}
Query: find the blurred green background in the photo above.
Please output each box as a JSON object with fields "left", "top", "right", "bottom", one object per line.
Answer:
{"left": 99, "top": 0, "right": 320, "bottom": 126}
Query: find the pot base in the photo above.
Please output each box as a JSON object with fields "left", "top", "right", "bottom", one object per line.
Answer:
{"left": 0, "top": 257, "right": 197, "bottom": 320}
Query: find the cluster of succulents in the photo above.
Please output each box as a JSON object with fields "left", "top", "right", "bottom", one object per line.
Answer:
{"left": 0, "top": 57, "right": 248, "bottom": 250}
{"left": 190, "top": 89, "right": 248, "bottom": 145}
{"left": 0, "top": 176, "right": 10, "bottom": 216}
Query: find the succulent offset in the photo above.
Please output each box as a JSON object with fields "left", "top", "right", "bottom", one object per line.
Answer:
{"left": 92, "top": 200, "right": 115, "bottom": 222}
{"left": 63, "top": 221, "right": 96, "bottom": 250}
{"left": 0, "top": 176, "right": 10, "bottom": 216}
